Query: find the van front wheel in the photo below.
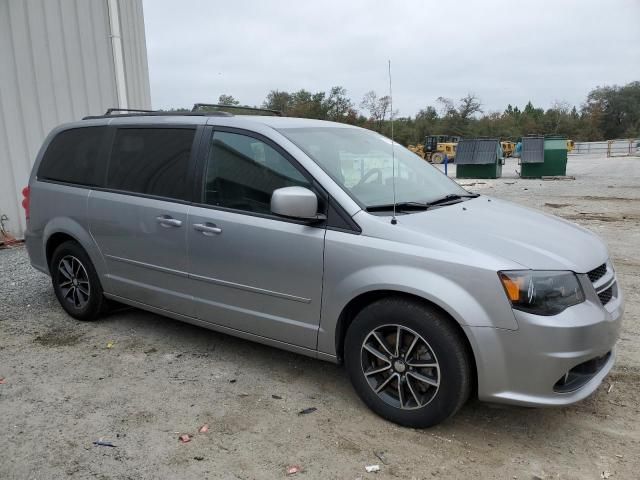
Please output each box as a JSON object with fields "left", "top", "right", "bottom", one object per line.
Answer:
{"left": 344, "top": 297, "right": 472, "bottom": 428}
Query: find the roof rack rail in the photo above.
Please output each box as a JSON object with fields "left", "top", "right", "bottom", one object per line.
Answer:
{"left": 105, "top": 108, "right": 158, "bottom": 115}
{"left": 82, "top": 110, "right": 233, "bottom": 120}
{"left": 192, "top": 103, "right": 282, "bottom": 116}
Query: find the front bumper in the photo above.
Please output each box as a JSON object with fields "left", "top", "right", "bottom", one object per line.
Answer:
{"left": 465, "top": 277, "right": 624, "bottom": 406}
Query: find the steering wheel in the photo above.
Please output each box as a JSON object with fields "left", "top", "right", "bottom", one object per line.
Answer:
{"left": 356, "top": 168, "right": 383, "bottom": 187}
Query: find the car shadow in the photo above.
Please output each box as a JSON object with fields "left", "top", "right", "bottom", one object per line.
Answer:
{"left": 98, "top": 305, "right": 613, "bottom": 441}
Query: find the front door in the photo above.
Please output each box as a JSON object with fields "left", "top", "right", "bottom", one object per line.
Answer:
{"left": 187, "top": 129, "right": 325, "bottom": 349}
{"left": 89, "top": 126, "right": 198, "bottom": 314}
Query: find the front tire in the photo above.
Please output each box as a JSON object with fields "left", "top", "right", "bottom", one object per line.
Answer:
{"left": 430, "top": 152, "right": 445, "bottom": 164}
{"left": 344, "top": 297, "right": 472, "bottom": 428}
{"left": 50, "top": 241, "right": 107, "bottom": 321}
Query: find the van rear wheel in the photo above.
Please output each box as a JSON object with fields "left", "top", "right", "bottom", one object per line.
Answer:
{"left": 50, "top": 241, "right": 107, "bottom": 321}
{"left": 344, "top": 297, "right": 472, "bottom": 428}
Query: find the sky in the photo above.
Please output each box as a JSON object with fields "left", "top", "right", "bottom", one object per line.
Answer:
{"left": 142, "top": 0, "right": 640, "bottom": 117}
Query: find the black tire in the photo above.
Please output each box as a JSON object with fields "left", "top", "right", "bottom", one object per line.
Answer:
{"left": 431, "top": 152, "right": 445, "bottom": 164}
{"left": 344, "top": 297, "right": 472, "bottom": 428}
{"left": 50, "top": 240, "right": 107, "bottom": 321}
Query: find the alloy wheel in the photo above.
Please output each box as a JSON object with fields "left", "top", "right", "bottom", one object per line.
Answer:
{"left": 360, "top": 324, "right": 440, "bottom": 410}
{"left": 57, "top": 255, "right": 91, "bottom": 309}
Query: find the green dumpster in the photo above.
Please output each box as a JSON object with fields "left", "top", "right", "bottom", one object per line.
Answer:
{"left": 520, "top": 135, "right": 567, "bottom": 178}
{"left": 456, "top": 138, "right": 503, "bottom": 179}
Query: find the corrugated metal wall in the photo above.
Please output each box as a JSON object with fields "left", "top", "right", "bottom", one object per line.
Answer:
{"left": 0, "top": 0, "right": 151, "bottom": 239}
{"left": 118, "top": 0, "right": 151, "bottom": 109}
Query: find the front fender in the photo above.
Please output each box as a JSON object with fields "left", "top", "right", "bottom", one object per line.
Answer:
{"left": 317, "top": 234, "right": 519, "bottom": 356}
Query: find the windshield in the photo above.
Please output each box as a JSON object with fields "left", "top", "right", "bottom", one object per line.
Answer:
{"left": 279, "top": 127, "right": 469, "bottom": 208}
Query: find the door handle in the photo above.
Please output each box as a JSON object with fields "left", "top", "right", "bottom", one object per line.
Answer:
{"left": 193, "top": 223, "right": 222, "bottom": 235}
{"left": 156, "top": 215, "right": 182, "bottom": 228}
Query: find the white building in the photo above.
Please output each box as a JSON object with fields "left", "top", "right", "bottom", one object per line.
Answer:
{"left": 0, "top": 0, "right": 151, "bottom": 239}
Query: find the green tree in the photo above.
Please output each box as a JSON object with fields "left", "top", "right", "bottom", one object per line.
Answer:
{"left": 218, "top": 94, "right": 240, "bottom": 106}
{"left": 325, "top": 86, "right": 354, "bottom": 121}
{"left": 255, "top": 80, "right": 639, "bottom": 144}
{"left": 263, "top": 90, "right": 291, "bottom": 114}
{"left": 360, "top": 91, "right": 393, "bottom": 131}
{"left": 288, "top": 89, "right": 327, "bottom": 119}
{"left": 583, "top": 82, "right": 640, "bottom": 139}
{"left": 457, "top": 93, "right": 482, "bottom": 120}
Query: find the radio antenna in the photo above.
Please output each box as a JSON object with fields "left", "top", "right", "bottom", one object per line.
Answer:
{"left": 388, "top": 60, "right": 397, "bottom": 225}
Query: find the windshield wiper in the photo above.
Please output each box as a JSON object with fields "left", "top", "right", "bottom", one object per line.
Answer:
{"left": 366, "top": 194, "right": 479, "bottom": 213}
{"left": 366, "top": 201, "right": 430, "bottom": 212}
{"left": 425, "top": 193, "right": 479, "bottom": 207}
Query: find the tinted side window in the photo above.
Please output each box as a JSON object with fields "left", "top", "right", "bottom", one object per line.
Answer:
{"left": 204, "top": 132, "right": 311, "bottom": 214}
{"left": 38, "top": 127, "right": 107, "bottom": 186}
{"left": 107, "top": 128, "right": 195, "bottom": 200}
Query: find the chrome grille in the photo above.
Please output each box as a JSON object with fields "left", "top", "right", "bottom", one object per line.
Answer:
{"left": 587, "top": 263, "right": 607, "bottom": 283}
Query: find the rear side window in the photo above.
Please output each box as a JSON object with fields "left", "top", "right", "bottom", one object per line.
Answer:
{"left": 38, "top": 127, "right": 107, "bottom": 186}
{"left": 107, "top": 128, "right": 195, "bottom": 200}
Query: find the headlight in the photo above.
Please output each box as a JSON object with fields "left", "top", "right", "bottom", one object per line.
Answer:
{"left": 498, "top": 270, "right": 585, "bottom": 315}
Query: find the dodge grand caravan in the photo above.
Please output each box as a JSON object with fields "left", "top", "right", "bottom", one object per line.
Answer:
{"left": 24, "top": 109, "right": 624, "bottom": 427}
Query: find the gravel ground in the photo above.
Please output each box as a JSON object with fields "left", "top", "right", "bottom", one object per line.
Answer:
{"left": 1, "top": 155, "right": 639, "bottom": 479}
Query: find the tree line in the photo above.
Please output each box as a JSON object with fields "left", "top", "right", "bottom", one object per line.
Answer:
{"left": 170, "top": 81, "right": 640, "bottom": 146}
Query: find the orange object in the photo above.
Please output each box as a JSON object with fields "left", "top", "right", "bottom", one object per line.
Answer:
{"left": 499, "top": 273, "right": 522, "bottom": 302}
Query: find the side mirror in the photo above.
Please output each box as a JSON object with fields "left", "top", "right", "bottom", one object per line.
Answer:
{"left": 271, "top": 186, "right": 323, "bottom": 221}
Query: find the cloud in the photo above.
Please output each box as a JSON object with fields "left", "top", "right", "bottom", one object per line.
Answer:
{"left": 143, "top": 0, "right": 640, "bottom": 116}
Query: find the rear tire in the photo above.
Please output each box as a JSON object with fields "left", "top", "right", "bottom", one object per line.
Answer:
{"left": 50, "top": 241, "right": 107, "bottom": 321}
{"left": 344, "top": 297, "right": 472, "bottom": 428}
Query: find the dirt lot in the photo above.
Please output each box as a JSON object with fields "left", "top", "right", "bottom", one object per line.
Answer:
{"left": 1, "top": 155, "right": 639, "bottom": 479}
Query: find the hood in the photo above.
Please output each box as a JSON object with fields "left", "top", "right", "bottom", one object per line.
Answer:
{"left": 388, "top": 196, "right": 608, "bottom": 272}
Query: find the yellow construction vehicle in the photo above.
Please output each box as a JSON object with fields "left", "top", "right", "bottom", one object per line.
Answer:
{"left": 566, "top": 139, "right": 575, "bottom": 153}
{"left": 408, "top": 135, "right": 459, "bottom": 163}
{"left": 407, "top": 143, "right": 425, "bottom": 158}
{"left": 501, "top": 141, "right": 516, "bottom": 157}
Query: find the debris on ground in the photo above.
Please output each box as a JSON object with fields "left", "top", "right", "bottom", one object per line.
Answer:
{"left": 286, "top": 465, "right": 302, "bottom": 475}
{"left": 144, "top": 347, "right": 157, "bottom": 354}
{"left": 0, "top": 219, "right": 22, "bottom": 248}
{"left": 542, "top": 175, "right": 576, "bottom": 181}
{"left": 608, "top": 383, "right": 614, "bottom": 394}
{"left": 106, "top": 341, "right": 115, "bottom": 349}
{"left": 298, "top": 407, "right": 317, "bottom": 415}
{"left": 373, "top": 451, "right": 388, "bottom": 465}
{"left": 365, "top": 465, "right": 380, "bottom": 473}
{"left": 0, "top": 377, "right": 6, "bottom": 384}
{"left": 93, "top": 440, "right": 116, "bottom": 447}
{"left": 601, "top": 471, "right": 611, "bottom": 479}
{"left": 179, "top": 434, "right": 192, "bottom": 443}
{"left": 198, "top": 424, "right": 209, "bottom": 433}
{"left": 229, "top": 379, "right": 237, "bottom": 383}
{"left": 193, "top": 456, "right": 204, "bottom": 461}
{"left": 272, "top": 395, "right": 283, "bottom": 399}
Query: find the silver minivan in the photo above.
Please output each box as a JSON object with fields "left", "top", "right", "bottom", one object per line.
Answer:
{"left": 24, "top": 109, "right": 624, "bottom": 427}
